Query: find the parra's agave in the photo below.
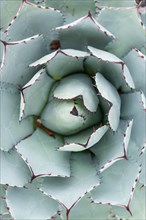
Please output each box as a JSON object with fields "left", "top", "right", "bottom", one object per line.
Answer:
{"left": 0, "top": 0, "right": 146, "bottom": 219}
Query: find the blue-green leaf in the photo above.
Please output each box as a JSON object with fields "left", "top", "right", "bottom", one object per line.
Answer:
{"left": 0, "top": 185, "right": 9, "bottom": 215}
{"left": 6, "top": 186, "right": 59, "bottom": 220}
{"left": 91, "top": 159, "right": 140, "bottom": 207}
{"left": 0, "top": 0, "right": 22, "bottom": 29}
{"left": 95, "top": 73, "right": 121, "bottom": 131}
{"left": 88, "top": 46, "right": 135, "bottom": 89}
{"left": 53, "top": 73, "right": 99, "bottom": 112}
{"left": 40, "top": 152, "right": 100, "bottom": 209}
{"left": 0, "top": 83, "right": 34, "bottom": 151}
{"left": 41, "top": 98, "right": 101, "bottom": 136}
{"left": 5, "top": 1, "right": 63, "bottom": 43}
{"left": 0, "top": 35, "right": 48, "bottom": 87}
{"left": 91, "top": 120, "right": 133, "bottom": 172}
{"left": 139, "top": 149, "right": 146, "bottom": 186}
{"left": 30, "top": 49, "right": 89, "bottom": 79}
{"left": 121, "top": 91, "right": 146, "bottom": 150}
{"left": 0, "top": 149, "right": 31, "bottom": 187}
{"left": 59, "top": 125, "right": 108, "bottom": 152}
{"left": 123, "top": 49, "right": 146, "bottom": 96}
{"left": 45, "top": 0, "right": 96, "bottom": 23}
{"left": 96, "top": 0, "right": 135, "bottom": 7}
{"left": 56, "top": 12, "right": 115, "bottom": 51}
{"left": 16, "top": 129, "right": 70, "bottom": 177}
{"left": 19, "top": 68, "right": 54, "bottom": 120}
{"left": 112, "top": 182, "right": 146, "bottom": 220}
{"left": 97, "top": 9, "right": 145, "bottom": 57}
{"left": 54, "top": 194, "right": 113, "bottom": 220}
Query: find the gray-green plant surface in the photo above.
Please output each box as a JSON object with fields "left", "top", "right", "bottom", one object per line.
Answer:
{"left": 0, "top": 0, "right": 146, "bottom": 219}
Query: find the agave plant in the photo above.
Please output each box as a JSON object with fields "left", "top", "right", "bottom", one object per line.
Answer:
{"left": 0, "top": 0, "right": 146, "bottom": 219}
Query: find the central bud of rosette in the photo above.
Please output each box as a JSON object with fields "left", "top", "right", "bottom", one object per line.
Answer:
{"left": 41, "top": 73, "right": 102, "bottom": 136}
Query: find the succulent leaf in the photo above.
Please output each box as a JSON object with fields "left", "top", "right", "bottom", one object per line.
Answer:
{"left": 95, "top": 72, "right": 121, "bottom": 131}
{"left": 45, "top": 0, "right": 96, "bottom": 23}
{"left": 0, "top": 35, "right": 48, "bottom": 86}
{"left": 123, "top": 49, "right": 146, "bottom": 96}
{"left": 40, "top": 152, "right": 100, "bottom": 210}
{"left": 0, "top": 83, "right": 34, "bottom": 151}
{"left": 30, "top": 49, "right": 89, "bottom": 67}
{"left": 0, "top": 149, "right": 31, "bottom": 187}
{"left": 30, "top": 49, "right": 89, "bottom": 79}
{"left": 84, "top": 55, "right": 135, "bottom": 93}
{"left": 53, "top": 73, "right": 99, "bottom": 112}
{"left": 112, "top": 182, "right": 146, "bottom": 220}
{"left": 0, "top": 185, "right": 9, "bottom": 215}
{"left": 121, "top": 91, "right": 146, "bottom": 150}
{"left": 20, "top": 68, "right": 54, "bottom": 120}
{"left": 5, "top": 0, "right": 63, "bottom": 43}
{"left": 91, "top": 120, "right": 133, "bottom": 172}
{"left": 16, "top": 129, "right": 70, "bottom": 177}
{"left": 0, "top": 0, "right": 22, "bottom": 29}
{"left": 54, "top": 194, "right": 113, "bottom": 220}
{"left": 96, "top": 0, "right": 136, "bottom": 7}
{"left": 59, "top": 125, "right": 109, "bottom": 152}
{"left": 40, "top": 97, "right": 101, "bottom": 136}
{"left": 88, "top": 46, "right": 135, "bottom": 89}
{"left": 56, "top": 12, "right": 115, "bottom": 51}
{"left": 6, "top": 186, "right": 59, "bottom": 220}
{"left": 97, "top": 8, "right": 145, "bottom": 57}
{"left": 139, "top": 149, "right": 146, "bottom": 185}
{"left": 91, "top": 159, "right": 140, "bottom": 208}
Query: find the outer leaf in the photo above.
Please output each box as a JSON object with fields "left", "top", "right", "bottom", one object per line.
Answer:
{"left": 95, "top": 73, "right": 121, "bottom": 131}
{"left": 91, "top": 120, "right": 133, "bottom": 172}
{"left": 96, "top": 0, "right": 135, "bottom": 7}
{"left": 0, "top": 0, "right": 22, "bottom": 29}
{"left": 91, "top": 159, "right": 140, "bottom": 208}
{"left": 55, "top": 195, "right": 113, "bottom": 220}
{"left": 45, "top": 0, "right": 96, "bottom": 23}
{"left": 0, "top": 185, "right": 8, "bottom": 215}
{"left": 0, "top": 36, "right": 48, "bottom": 87}
{"left": 123, "top": 49, "right": 146, "bottom": 96}
{"left": 97, "top": 9, "right": 145, "bottom": 57}
{"left": 16, "top": 129, "right": 70, "bottom": 177}
{"left": 0, "top": 83, "right": 34, "bottom": 151}
{"left": 0, "top": 149, "right": 31, "bottom": 187}
{"left": 56, "top": 12, "right": 115, "bottom": 51}
{"left": 56, "top": 12, "right": 114, "bottom": 39}
{"left": 120, "top": 91, "right": 146, "bottom": 150}
{"left": 139, "top": 149, "right": 146, "bottom": 186}
{"left": 5, "top": 1, "right": 63, "bottom": 43}
{"left": 6, "top": 186, "right": 59, "bottom": 220}
{"left": 126, "top": 140, "right": 141, "bottom": 163}
{"left": 53, "top": 73, "right": 99, "bottom": 112}
{"left": 112, "top": 182, "right": 146, "bottom": 220}
{"left": 40, "top": 152, "right": 100, "bottom": 210}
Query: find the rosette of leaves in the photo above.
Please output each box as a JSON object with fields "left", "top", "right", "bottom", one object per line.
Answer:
{"left": 0, "top": 0, "right": 146, "bottom": 220}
